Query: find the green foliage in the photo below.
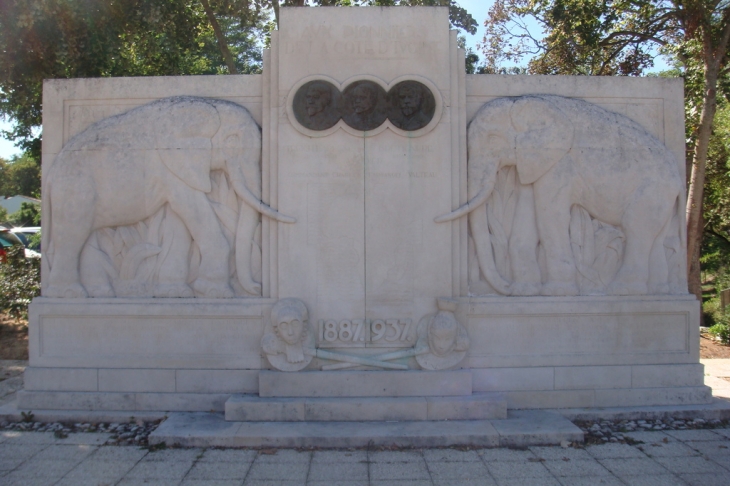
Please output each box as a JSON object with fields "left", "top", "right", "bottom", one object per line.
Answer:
{"left": 0, "top": 245, "right": 40, "bottom": 320}
{"left": 0, "top": 206, "right": 7, "bottom": 223}
{"left": 481, "top": 0, "right": 684, "bottom": 76}
{"left": 8, "top": 202, "right": 41, "bottom": 227}
{"left": 27, "top": 230, "right": 41, "bottom": 251}
{"left": 0, "top": 154, "right": 41, "bottom": 198}
{"left": 0, "top": 1, "right": 476, "bottom": 156}
{"left": 708, "top": 319, "right": 730, "bottom": 345}
{"left": 0, "top": 0, "right": 270, "bottom": 156}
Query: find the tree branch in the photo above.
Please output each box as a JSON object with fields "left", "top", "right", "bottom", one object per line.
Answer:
{"left": 705, "top": 226, "right": 730, "bottom": 247}
{"left": 201, "top": 0, "right": 239, "bottom": 74}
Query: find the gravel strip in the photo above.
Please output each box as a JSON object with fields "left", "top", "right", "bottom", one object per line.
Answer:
{"left": 0, "top": 419, "right": 162, "bottom": 447}
{"left": 575, "top": 417, "right": 730, "bottom": 445}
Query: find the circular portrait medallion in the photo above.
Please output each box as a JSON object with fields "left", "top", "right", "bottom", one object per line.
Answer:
{"left": 292, "top": 80, "right": 342, "bottom": 131}
{"left": 388, "top": 81, "right": 436, "bottom": 131}
{"left": 341, "top": 80, "right": 388, "bottom": 131}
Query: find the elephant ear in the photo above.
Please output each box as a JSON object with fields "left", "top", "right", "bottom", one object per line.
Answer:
{"left": 510, "top": 96, "right": 574, "bottom": 185}
{"left": 156, "top": 100, "right": 220, "bottom": 193}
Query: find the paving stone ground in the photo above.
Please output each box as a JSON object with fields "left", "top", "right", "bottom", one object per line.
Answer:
{"left": 0, "top": 360, "right": 729, "bottom": 485}
{"left": 0, "top": 426, "right": 729, "bottom": 486}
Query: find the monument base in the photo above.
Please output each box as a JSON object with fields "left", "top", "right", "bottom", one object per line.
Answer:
{"left": 22, "top": 295, "right": 711, "bottom": 413}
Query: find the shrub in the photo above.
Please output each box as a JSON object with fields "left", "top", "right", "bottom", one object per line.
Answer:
{"left": 8, "top": 202, "right": 40, "bottom": 227}
{"left": 0, "top": 245, "right": 40, "bottom": 320}
{"left": 708, "top": 315, "right": 730, "bottom": 345}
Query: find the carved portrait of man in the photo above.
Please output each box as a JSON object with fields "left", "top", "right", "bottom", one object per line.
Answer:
{"left": 342, "top": 80, "right": 387, "bottom": 131}
{"left": 305, "top": 82, "right": 332, "bottom": 118}
{"left": 292, "top": 80, "right": 340, "bottom": 131}
{"left": 390, "top": 81, "right": 435, "bottom": 131}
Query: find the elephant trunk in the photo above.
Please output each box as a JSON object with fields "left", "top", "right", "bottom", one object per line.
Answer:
{"left": 434, "top": 156, "right": 511, "bottom": 295}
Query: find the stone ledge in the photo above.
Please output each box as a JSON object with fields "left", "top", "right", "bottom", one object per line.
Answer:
{"left": 224, "top": 392, "right": 507, "bottom": 421}
{"left": 16, "top": 390, "right": 230, "bottom": 412}
{"left": 148, "top": 409, "right": 583, "bottom": 448}
{"left": 258, "top": 369, "right": 473, "bottom": 397}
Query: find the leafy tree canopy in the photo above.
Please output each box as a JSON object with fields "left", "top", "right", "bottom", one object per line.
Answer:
{"left": 8, "top": 202, "right": 41, "bottom": 227}
{"left": 0, "top": 155, "right": 41, "bottom": 198}
{"left": 1, "top": 0, "right": 475, "bottom": 160}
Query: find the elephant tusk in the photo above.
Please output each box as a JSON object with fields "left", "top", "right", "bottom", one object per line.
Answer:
{"left": 235, "top": 178, "right": 297, "bottom": 223}
{"left": 434, "top": 187, "right": 491, "bottom": 223}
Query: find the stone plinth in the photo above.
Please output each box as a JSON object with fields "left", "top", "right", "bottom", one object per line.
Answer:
{"left": 258, "top": 370, "right": 472, "bottom": 397}
{"left": 224, "top": 393, "right": 507, "bottom": 421}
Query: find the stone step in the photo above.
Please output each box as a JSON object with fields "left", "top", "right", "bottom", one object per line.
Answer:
{"left": 224, "top": 393, "right": 507, "bottom": 422}
{"left": 258, "top": 369, "right": 472, "bottom": 398}
{"left": 149, "top": 410, "right": 584, "bottom": 448}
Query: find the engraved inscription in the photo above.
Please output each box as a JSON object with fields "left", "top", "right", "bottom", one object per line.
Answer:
{"left": 317, "top": 318, "right": 415, "bottom": 348}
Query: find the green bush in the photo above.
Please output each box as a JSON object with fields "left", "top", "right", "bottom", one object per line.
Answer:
{"left": 708, "top": 319, "right": 730, "bottom": 345}
{"left": 703, "top": 297, "right": 722, "bottom": 327}
{"left": 0, "top": 245, "right": 40, "bottom": 320}
{"left": 8, "top": 202, "right": 40, "bottom": 227}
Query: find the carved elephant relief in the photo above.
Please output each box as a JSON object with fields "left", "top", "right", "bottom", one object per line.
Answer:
{"left": 45, "top": 96, "right": 294, "bottom": 298}
{"left": 436, "top": 95, "right": 686, "bottom": 296}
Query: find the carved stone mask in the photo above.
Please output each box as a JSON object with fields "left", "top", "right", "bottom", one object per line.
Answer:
{"left": 428, "top": 313, "right": 458, "bottom": 356}
{"left": 276, "top": 310, "right": 306, "bottom": 346}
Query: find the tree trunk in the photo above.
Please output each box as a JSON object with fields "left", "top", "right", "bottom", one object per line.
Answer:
{"left": 686, "top": 63, "right": 718, "bottom": 302}
{"left": 201, "top": 0, "right": 239, "bottom": 74}
{"left": 272, "top": 0, "right": 280, "bottom": 26}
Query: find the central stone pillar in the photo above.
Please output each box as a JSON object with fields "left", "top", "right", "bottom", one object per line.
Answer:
{"left": 263, "top": 7, "right": 466, "bottom": 343}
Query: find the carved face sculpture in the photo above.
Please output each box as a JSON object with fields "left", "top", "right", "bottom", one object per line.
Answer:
{"left": 398, "top": 85, "right": 424, "bottom": 117}
{"left": 351, "top": 84, "right": 376, "bottom": 115}
{"left": 427, "top": 313, "right": 458, "bottom": 357}
{"left": 305, "top": 83, "right": 332, "bottom": 117}
{"left": 276, "top": 309, "right": 305, "bottom": 346}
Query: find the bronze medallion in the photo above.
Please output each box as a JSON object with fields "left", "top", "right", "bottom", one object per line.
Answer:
{"left": 292, "top": 80, "right": 341, "bottom": 131}
{"left": 341, "top": 80, "right": 388, "bottom": 131}
{"left": 292, "top": 79, "right": 435, "bottom": 132}
{"left": 388, "top": 81, "right": 436, "bottom": 131}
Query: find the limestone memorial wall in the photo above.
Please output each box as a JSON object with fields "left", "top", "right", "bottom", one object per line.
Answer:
{"left": 20, "top": 7, "right": 710, "bottom": 416}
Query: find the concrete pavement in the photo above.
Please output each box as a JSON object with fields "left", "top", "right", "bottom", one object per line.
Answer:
{"left": 0, "top": 426, "right": 729, "bottom": 485}
{"left": 0, "top": 359, "right": 729, "bottom": 485}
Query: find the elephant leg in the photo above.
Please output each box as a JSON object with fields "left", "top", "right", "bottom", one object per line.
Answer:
{"left": 45, "top": 178, "right": 95, "bottom": 298}
{"left": 533, "top": 181, "right": 578, "bottom": 296}
{"left": 168, "top": 190, "right": 234, "bottom": 298}
{"left": 509, "top": 183, "right": 541, "bottom": 295}
{"left": 154, "top": 206, "right": 194, "bottom": 298}
{"left": 236, "top": 201, "right": 261, "bottom": 296}
{"left": 608, "top": 194, "right": 674, "bottom": 295}
{"left": 647, "top": 209, "right": 673, "bottom": 294}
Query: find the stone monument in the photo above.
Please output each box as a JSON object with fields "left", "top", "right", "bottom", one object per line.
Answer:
{"left": 19, "top": 7, "right": 710, "bottom": 437}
